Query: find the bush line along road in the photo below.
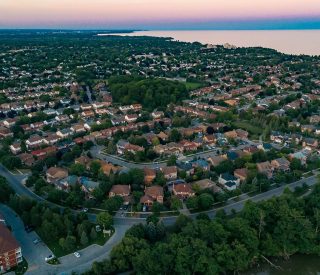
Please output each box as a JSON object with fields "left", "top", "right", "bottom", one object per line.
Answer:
{"left": 0, "top": 163, "right": 318, "bottom": 274}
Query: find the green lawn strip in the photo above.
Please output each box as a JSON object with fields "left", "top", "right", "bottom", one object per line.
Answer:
{"left": 185, "top": 82, "right": 204, "bottom": 90}
{"left": 38, "top": 231, "right": 112, "bottom": 258}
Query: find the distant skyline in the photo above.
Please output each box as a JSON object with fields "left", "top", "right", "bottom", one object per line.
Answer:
{"left": 1, "top": 0, "right": 320, "bottom": 30}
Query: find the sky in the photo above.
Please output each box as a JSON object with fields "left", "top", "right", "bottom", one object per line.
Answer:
{"left": 1, "top": 0, "right": 320, "bottom": 30}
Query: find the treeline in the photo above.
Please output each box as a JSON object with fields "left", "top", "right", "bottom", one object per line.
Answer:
{"left": 109, "top": 76, "right": 188, "bottom": 110}
{"left": 85, "top": 184, "right": 320, "bottom": 275}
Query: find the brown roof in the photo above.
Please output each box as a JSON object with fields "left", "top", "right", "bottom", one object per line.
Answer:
{"left": 234, "top": 168, "right": 248, "bottom": 179}
{"left": 144, "top": 167, "right": 156, "bottom": 177}
{"left": 109, "top": 185, "right": 130, "bottom": 196}
{"left": 0, "top": 223, "right": 20, "bottom": 255}
{"left": 145, "top": 186, "right": 163, "bottom": 198}
{"left": 161, "top": 166, "right": 177, "bottom": 175}
{"left": 46, "top": 167, "right": 68, "bottom": 179}
{"left": 75, "top": 155, "right": 92, "bottom": 167}
{"left": 173, "top": 184, "right": 194, "bottom": 194}
{"left": 18, "top": 153, "right": 34, "bottom": 163}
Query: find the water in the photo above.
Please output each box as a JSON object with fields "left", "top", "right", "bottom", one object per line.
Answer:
{"left": 244, "top": 254, "right": 320, "bottom": 275}
{"left": 102, "top": 30, "right": 320, "bottom": 56}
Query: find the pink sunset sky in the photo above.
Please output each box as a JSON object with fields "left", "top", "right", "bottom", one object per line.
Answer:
{"left": 1, "top": 0, "right": 320, "bottom": 29}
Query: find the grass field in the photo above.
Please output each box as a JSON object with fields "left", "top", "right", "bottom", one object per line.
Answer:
{"left": 39, "top": 230, "right": 113, "bottom": 258}
{"left": 185, "top": 82, "right": 204, "bottom": 90}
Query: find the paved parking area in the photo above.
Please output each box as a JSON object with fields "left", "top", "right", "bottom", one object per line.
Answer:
{"left": 0, "top": 204, "right": 53, "bottom": 274}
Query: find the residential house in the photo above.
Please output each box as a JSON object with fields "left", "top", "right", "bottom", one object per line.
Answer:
{"left": 218, "top": 173, "right": 240, "bottom": 191}
{"left": 257, "top": 161, "right": 273, "bottom": 179}
{"left": 172, "top": 183, "right": 195, "bottom": 199}
{"left": 289, "top": 151, "right": 308, "bottom": 166}
{"left": 303, "top": 138, "right": 318, "bottom": 149}
{"left": 79, "top": 177, "right": 100, "bottom": 198}
{"left": 9, "top": 143, "right": 21, "bottom": 155}
{"left": 271, "top": 157, "right": 290, "bottom": 172}
{"left": 257, "top": 143, "right": 273, "bottom": 152}
{"left": 99, "top": 161, "right": 121, "bottom": 176}
{"left": 140, "top": 186, "right": 164, "bottom": 207}
{"left": 180, "top": 140, "right": 199, "bottom": 152}
{"left": 31, "top": 146, "right": 57, "bottom": 160}
{"left": 125, "top": 114, "right": 138, "bottom": 123}
{"left": 144, "top": 167, "right": 156, "bottom": 185}
{"left": 43, "top": 134, "right": 60, "bottom": 145}
{"left": 203, "top": 134, "right": 216, "bottom": 146}
{"left": 71, "top": 124, "right": 86, "bottom": 134}
{"left": 192, "top": 179, "right": 222, "bottom": 193}
{"left": 0, "top": 223, "right": 23, "bottom": 273}
{"left": 151, "top": 111, "right": 164, "bottom": 119}
{"left": 56, "top": 128, "right": 73, "bottom": 139}
{"left": 157, "top": 131, "right": 168, "bottom": 142}
{"left": 234, "top": 168, "right": 249, "bottom": 182}
{"left": 224, "top": 130, "right": 238, "bottom": 139}
{"left": 109, "top": 185, "right": 131, "bottom": 204}
{"left": 46, "top": 167, "right": 68, "bottom": 184}
{"left": 190, "top": 159, "right": 210, "bottom": 171}
{"left": 235, "top": 129, "right": 249, "bottom": 139}
{"left": 207, "top": 155, "right": 226, "bottom": 167}
{"left": 0, "top": 127, "right": 14, "bottom": 138}
{"left": 160, "top": 166, "right": 178, "bottom": 180}
{"left": 26, "top": 135, "right": 43, "bottom": 149}
{"left": 17, "top": 153, "right": 35, "bottom": 167}
{"left": 116, "top": 140, "right": 129, "bottom": 155}
{"left": 75, "top": 155, "right": 92, "bottom": 169}
{"left": 3, "top": 118, "right": 17, "bottom": 128}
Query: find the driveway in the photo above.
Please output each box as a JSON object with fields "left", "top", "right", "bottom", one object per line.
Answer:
{"left": 0, "top": 204, "right": 53, "bottom": 274}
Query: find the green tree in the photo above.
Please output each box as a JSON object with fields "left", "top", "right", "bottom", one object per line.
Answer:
{"left": 97, "top": 212, "right": 113, "bottom": 230}
{"left": 70, "top": 163, "right": 86, "bottom": 176}
{"left": 169, "top": 129, "right": 182, "bottom": 142}
{"left": 64, "top": 235, "right": 77, "bottom": 252}
{"left": 80, "top": 231, "right": 89, "bottom": 246}
{"left": 90, "top": 227, "right": 98, "bottom": 240}
{"left": 198, "top": 193, "right": 214, "bottom": 210}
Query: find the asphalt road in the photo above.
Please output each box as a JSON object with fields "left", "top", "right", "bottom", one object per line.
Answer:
{"left": 90, "top": 146, "right": 220, "bottom": 170}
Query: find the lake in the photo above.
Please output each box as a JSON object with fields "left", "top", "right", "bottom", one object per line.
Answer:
{"left": 100, "top": 30, "right": 320, "bottom": 56}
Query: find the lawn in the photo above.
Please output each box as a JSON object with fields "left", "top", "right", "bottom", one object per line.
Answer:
{"left": 39, "top": 230, "right": 113, "bottom": 258}
{"left": 185, "top": 82, "right": 204, "bottom": 90}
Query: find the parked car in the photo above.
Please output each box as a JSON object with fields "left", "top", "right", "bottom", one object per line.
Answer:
{"left": 45, "top": 255, "right": 55, "bottom": 262}
{"left": 25, "top": 225, "right": 35, "bottom": 233}
{"left": 33, "top": 238, "right": 42, "bottom": 244}
{"left": 74, "top": 252, "right": 81, "bottom": 258}
{"left": 81, "top": 208, "right": 88, "bottom": 213}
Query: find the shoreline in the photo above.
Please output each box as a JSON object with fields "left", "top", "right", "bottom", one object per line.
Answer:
{"left": 98, "top": 29, "right": 320, "bottom": 56}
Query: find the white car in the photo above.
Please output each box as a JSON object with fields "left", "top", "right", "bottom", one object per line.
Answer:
{"left": 74, "top": 252, "right": 81, "bottom": 258}
{"left": 45, "top": 255, "right": 55, "bottom": 262}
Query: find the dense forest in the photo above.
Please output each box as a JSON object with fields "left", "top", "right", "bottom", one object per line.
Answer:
{"left": 109, "top": 76, "right": 188, "bottom": 110}
{"left": 85, "top": 184, "right": 320, "bottom": 275}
